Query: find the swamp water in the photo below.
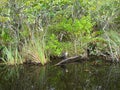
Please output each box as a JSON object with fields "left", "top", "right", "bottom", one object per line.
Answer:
{"left": 0, "top": 61, "right": 120, "bottom": 90}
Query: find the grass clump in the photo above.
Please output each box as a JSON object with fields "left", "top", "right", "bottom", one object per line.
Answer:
{"left": 22, "top": 39, "right": 47, "bottom": 65}
{"left": 2, "top": 46, "right": 23, "bottom": 65}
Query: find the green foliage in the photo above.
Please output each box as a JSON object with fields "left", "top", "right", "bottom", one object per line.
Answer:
{"left": 46, "top": 15, "right": 102, "bottom": 55}
{"left": 85, "top": 0, "right": 120, "bottom": 30}
{"left": 0, "top": 0, "right": 119, "bottom": 64}
{"left": 1, "top": 28, "right": 12, "bottom": 40}
{"left": 46, "top": 34, "right": 63, "bottom": 56}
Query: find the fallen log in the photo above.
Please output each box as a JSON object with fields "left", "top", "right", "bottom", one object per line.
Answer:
{"left": 55, "top": 55, "right": 119, "bottom": 66}
{"left": 55, "top": 56, "right": 87, "bottom": 66}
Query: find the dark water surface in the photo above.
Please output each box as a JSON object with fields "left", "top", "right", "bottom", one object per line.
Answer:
{"left": 0, "top": 61, "right": 120, "bottom": 90}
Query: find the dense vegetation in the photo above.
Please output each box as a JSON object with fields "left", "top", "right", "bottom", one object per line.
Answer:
{"left": 0, "top": 0, "right": 120, "bottom": 65}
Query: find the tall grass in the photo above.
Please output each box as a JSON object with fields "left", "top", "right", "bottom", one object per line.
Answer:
{"left": 3, "top": 46, "right": 23, "bottom": 65}
{"left": 22, "top": 38, "right": 47, "bottom": 65}
{"left": 105, "top": 30, "right": 120, "bottom": 61}
{"left": 1, "top": 37, "right": 47, "bottom": 65}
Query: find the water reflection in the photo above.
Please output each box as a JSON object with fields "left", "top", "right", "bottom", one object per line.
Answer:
{"left": 0, "top": 62, "right": 120, "bottom": 90}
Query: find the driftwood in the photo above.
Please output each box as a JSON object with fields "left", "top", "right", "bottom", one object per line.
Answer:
{"left": 55, "top": 56, "right": 87, "bottom": 66}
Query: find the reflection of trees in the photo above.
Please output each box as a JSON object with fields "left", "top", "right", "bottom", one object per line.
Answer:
{"left": 46, "top": 63, "right": 91, "bottom": 90}
{"left": 0, "top": 63, "right": 120, "bottom": 90}
{"left": 46, "top": 63, "right": 120, "bottom": 90}
{"left": 0, "top": 65, "right": 47, "bottom": 90}
{"left": 0, "top": 65, "right": 22, "bottom": 90}
{"left": 13, "top": 65, "right": 47, "bottom": 90}
{"left": 79, "top": 63, "right": 120, "bottom": 90}
{"left": 102, "top": 64, "right": 120, "bottom": 90}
